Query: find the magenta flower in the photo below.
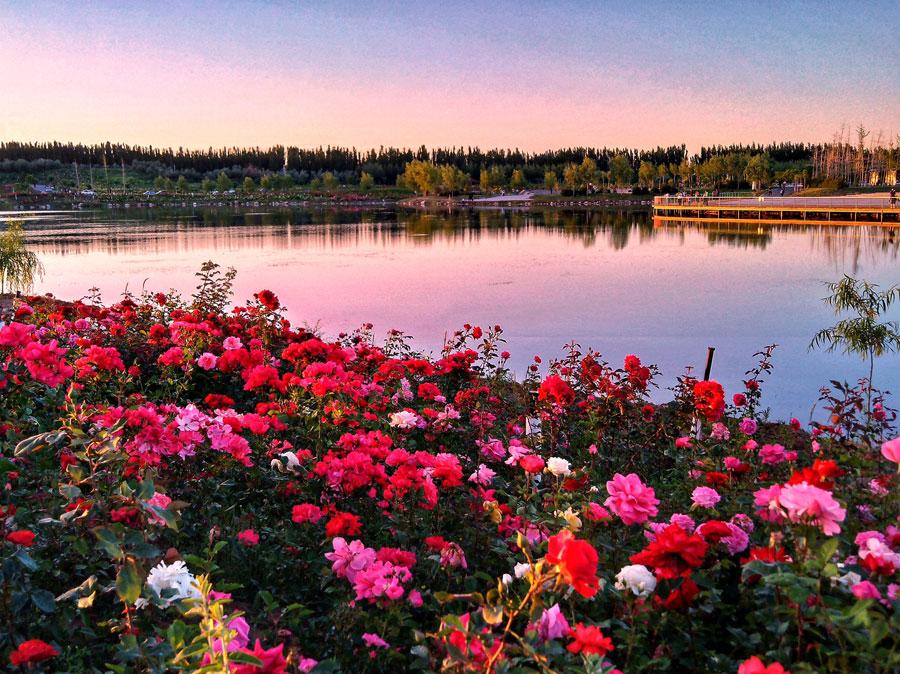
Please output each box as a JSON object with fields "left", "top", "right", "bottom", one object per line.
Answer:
{"left": 536, "top": 603, "right": 571, "bottom": 641}
{"left": 197, "top": 352, "right": 218, "bottom": 370}
{"left": 758, "top": 444, "right": 787, "bottom": 465}
{"left": 325, "top": 538, "right": 376, "bottom": 582}
{"left": 362, "top": 632, "right": 390, "bottom": 648}
{"left": 851, "top": 580, "right": 881, "bottom": 600}
{"left": 739, "top": 418, "right": 758, "bottom": 435}
{"left": 604, "top": 473, "right": 659, "bottom": 525}
{"left": 237, "top": 529, "right": 259, "bottom": 546}
{"left": 691, "top": 487, "right": 721, "bottom": 509}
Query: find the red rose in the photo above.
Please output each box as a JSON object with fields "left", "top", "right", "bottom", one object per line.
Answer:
{"left": 325, "top": 511, "right": 361, "bottom": 538}
{"left": 519, "top": 455, "right": 545, "bottom": 473}
{"left": 5, "top": 530, "right": 36, "bottom": 547}
{"left": 9, "top": 639, "right": 59, "bottom": 666}
{"left": 694, "top": 380, "right": 725, "bottom": 422}
{"left": 630, "top": 524, "right": 708, "bottom": 579}
{"left": 538, "top": 375, "right": 575, "bottom": 406}
{"left": 696, "top": 520, "right": 732, "bottom": 544}
{"left": 566, "top": 623, "right": 614, "bottom": 655}
{"left": 656, "top": 577, "right": 700, "bottom": 610}
{"left": 256, "top": 290, "right": 280, "bottom": 311}
{"left": 546, "top": 530, "right": 599, "bottom": 598}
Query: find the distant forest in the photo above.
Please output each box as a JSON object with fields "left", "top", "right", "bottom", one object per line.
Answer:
{"left": 0, "top": 140, "right": 812, "bottom": 185}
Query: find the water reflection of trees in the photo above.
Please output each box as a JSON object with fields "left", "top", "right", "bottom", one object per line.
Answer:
{"left": 21, "top": 207, "right": 653, "bottom": 255}
{"left": 18, "top": 208, "right": 900, "bottom": 268}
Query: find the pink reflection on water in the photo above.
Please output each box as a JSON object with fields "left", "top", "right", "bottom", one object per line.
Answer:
{"left": 19, "top": 208, "right": 900, "bottom": 419}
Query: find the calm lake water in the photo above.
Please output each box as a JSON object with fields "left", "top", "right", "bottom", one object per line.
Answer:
{"left": 6, "top": 206, "right": 900, "bottom": 420}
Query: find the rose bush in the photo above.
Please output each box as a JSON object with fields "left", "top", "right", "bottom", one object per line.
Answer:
{"left": 0, "top": 264, "right": 897, "bottom": 673}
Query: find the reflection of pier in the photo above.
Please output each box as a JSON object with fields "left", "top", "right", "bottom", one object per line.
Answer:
{"left": 653, "top": 195, "right": 899, "bottom": 225}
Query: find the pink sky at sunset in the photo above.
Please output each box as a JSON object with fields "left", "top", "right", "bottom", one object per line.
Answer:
{"left": 1, "top": 1, "right": 897, "bottom": 152}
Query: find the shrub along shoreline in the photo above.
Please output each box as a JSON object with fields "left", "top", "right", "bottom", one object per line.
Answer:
{"left": 0, "top": 270, "right": 897, "bottom": 673}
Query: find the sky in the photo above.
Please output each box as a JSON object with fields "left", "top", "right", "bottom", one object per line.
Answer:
{"left": 1, "top": 0, "right": 898, "bottom": 153}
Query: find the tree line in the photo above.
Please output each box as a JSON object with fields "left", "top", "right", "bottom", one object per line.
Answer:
{"left": 0, "top": 140, "right": 811, "bottom": 186}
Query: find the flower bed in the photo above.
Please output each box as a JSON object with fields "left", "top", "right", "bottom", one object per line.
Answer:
{"left": 0, "top": 266, "right": 898, "bottom": 673}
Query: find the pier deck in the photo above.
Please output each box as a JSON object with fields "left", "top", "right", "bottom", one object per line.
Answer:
{"left": 652, "top": 195, "right": 899, "bottom": 224}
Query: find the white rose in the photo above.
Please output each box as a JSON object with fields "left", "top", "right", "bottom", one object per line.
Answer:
{"left": 615, "top": 564, "right": 657, "bottom": 597}
{"left": 546, "top": 457, "right": 571, "bottom": 477}
{"left": 514, "top": 562, "right": 532, "bottom": 578}
{"left": 141, "top": 560, "right": 201, "bottom": 608}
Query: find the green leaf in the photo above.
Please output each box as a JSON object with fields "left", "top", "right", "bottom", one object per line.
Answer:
{"left": 310, "top": 659, "right": 341, "bottom": 673}
{"left": 31, "top": 589, "right": 56, "bottom": 613}
{"left": 130, "top": 543, "right": 162, "bottom": 559}
{"left": 229, "top": 651, "right": 263, "bottom": 666}
{"left": 116, "top": 560, "right": 142, "bottom": 605}
{"left": 93, "top": 526, "right": 125, "bottom": 560}
{"left": 14, "top": 549, "right": 38, "bottom": 572}
{"left": 817, "top": 538, "right": 840, "bottom": 564}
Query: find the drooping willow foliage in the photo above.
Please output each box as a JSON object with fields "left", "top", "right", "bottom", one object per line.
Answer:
{"left": 0, "top": 222, "right": 44, "bottom": 294}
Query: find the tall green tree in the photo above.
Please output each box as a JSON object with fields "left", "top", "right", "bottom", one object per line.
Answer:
{"left": 744, "top": 154, "right": 771, "bottom": 191}
{"left": 810, "top": 276, "right": 900, "bottom": 412}
{"left": 0, "top": 222, "right": 44, "bottom": 295}
{"left": 359, "top": 172, "right": 375, "bottom": 190}
{"left": 176, "top": 175, "right": 189, "bottom": 193}
{"left": 322, "top": 172, "right": 339, "bottom": 191}
{"left": 609, "top": 154, "right": 634, "bottom": 188}
{"left": 216, "top": 172, "right": 231, "bottom": 191}
{"left": 510, "top": 168, "right": 525, "bottom": 190}
{"left": 638, "top": 161, "right": 656, "bottom": 190}
{"left": 402, "top": 160, "right": 439, "bottom": 195}
{"left": 544, "top": 170, "right": 558, "bottom": 193}
{"left": 243, "top": 176, "right": 255, "bottom": 193}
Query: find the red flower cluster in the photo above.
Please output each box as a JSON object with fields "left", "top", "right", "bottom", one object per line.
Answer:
{"left": 788, "top": 459, "right": 845, "bottom": 490}
{"left": 630, "top": 524, "right": 708, "bottom": 579}
{"left": 538, "top": 375, "right": 575, "bottom": 406}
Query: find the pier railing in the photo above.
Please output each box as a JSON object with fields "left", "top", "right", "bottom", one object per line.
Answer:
{"left": 654, "top": 195, "right": 896, "bottom": 209}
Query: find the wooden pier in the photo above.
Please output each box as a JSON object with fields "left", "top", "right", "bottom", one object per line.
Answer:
{"left": 652, "top": 195, "right": 899, "bottom": 226}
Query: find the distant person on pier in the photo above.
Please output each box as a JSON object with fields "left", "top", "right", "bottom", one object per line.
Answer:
{"left": 891, "top": 187, "right": 896, "bottom": 207}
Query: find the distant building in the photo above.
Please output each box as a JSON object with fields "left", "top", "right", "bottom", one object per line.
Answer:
{"left": 31, "top": 184, "right": 55, "bottom": 194}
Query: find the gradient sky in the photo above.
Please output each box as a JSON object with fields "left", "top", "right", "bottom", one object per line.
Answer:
{"left": 1, "top": 0, "right": 897, "bottom": 152}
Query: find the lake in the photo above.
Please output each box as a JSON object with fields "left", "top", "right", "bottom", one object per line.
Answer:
{"left": 6, "top": 206, "right": 899, "bottom": 420}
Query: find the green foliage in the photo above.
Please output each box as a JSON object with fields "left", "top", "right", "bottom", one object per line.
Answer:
{"left": 0, "top": 221, "right": 44, "bottom": 294}
{"left": 544, "top": 170, "right": 559, "bottom": 192}
{"left": 609, "top": 154, "right": 634, "bottom": 187}
{"left": 811, "top": 275, "right": 900, "bottom": 409}
{"left": 192, "top": 260, "right": 237, "bottom": 314}
{"left": 402, "top": 159, "right": 440, "bottom": 195}
{"left": 358, "top": 171, "right": 375, "bottom": 190}
{"left": 322, "top": 171, "right": 339, "bottom": 191}
{"left": 745, "top": 153, "right": 772, "bottom": 190}
{"left": 215, "top": 171, "right": 231, "bottom": 192}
